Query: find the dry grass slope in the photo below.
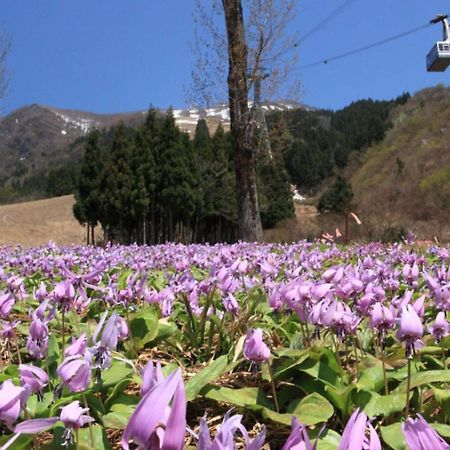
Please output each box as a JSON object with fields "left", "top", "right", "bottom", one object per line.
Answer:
{"left": 0, "top": 195, "right": 84, "bottom": 247}
{"left": 350, "top": 85, "right": 450, "bottom": 241}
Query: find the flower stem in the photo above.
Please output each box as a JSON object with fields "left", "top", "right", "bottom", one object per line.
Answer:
{"left": 61, "top": 308, "right": 66, "bottom": 356}
{"left": 332, "top": 333, "right": 345, "bottom": 381}
{"left": 125, "top": 307, "right": 138, "bottom": 358}
{"left": 82, "top": 393, "right": 95, "bottom": 447}
{"left": 14, "top": 335, "right": 22, "bottom": 365}
{"left": 353, "top": 337, "right": 359, "bottom": 380}
{"left": 267, "top": 361, "right": 280, "bottom": 413}
{"left": 405, "top": 357, "right": 412, "bottom": 419}
{"left": 376, "top": 335, "right": 389, "bottom": 395}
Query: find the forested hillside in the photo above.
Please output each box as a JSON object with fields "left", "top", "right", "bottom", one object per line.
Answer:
{"left": 267, "top": 92, "right": 410, "bottom": 193}
{"left": 73, "top": 109, "right": 294, "bottom": 244}
{"left": 3, "top": 86, "right": 449, "bottom": 242}
{"left": 351, "top": 84, "right": 450, "bottom": 241}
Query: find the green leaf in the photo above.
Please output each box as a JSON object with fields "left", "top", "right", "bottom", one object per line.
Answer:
{"left": 260, "top": 407, "right": 293, "bottom": 426}
{"left": 273, "top": 350, "right": 310, "bottom": 378}
{"left": 324, "top": 385, "right": 356, "bottom": 416}
{"left": 47, "top": 334, "right": 60, "bottom": 372}
{"left": 288, "top": 393, "right": 334, "bottom": 425}
{"left": 380, "top": 423, "right": 407, "bottom": 450}
{"left": 0, "top": 434, "right": 34, "bottom": 450}
{"left": 101, "top": 360, "right": 134, "bottom": 389}
{"left": 147, "top": 318, "right": 177, "bottom": 346}
{"left": 431, "top": 387, "right": 450, "bottom": 418}
{"left": 27, "top": 392, "right": 54, "bottom": 418}
{"left": 357, "top": 356, "right": 386, "bottom": 392}
{"left": 128, "top": 308, "right": 159, "bottom": 350}
{"left": 314, "top": 429, "right": 341, "bottom": 450}
{"left": 431, "top": 423, "right": 450, "bottom": 438}
{"left": 50, "top": 424, "right": 112, "bottom": 450}
{"left": 103, "top": 402, "right": 136, "bottom": 429}
{"left": 296, "top": 358, "right": 342, "bottom": 389}
{"left": 394, "top": 370, "right": 450, "bottom": 393}
{"left": 353, "top": 390, "right": 405, "bottom": 417}
{"left": 77, "top": 424, "right": 111, "bottom": 450}
{"left": 185, "top": 356, "right": 235, "bottom": 401}
{"left": 104, "top": 378, "right": 132, "bottom": 411}
{"left": 201, "top": 385, "right": 274, "bottom": 410}
{"left": 102, "top": 411, "right": 131, "bottom": 429}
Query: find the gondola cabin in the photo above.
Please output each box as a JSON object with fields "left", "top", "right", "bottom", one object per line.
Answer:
{"left": 427, "top": 15, "right": 450, "bottom": 72}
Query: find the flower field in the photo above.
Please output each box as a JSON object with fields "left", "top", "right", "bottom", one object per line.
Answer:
{"left": 0, "top": 240, "right": 450, "bottom": 449}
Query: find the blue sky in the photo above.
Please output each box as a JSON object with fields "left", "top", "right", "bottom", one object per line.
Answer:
{"left": 1, "top": 0, "right": 448, "bottom": 114}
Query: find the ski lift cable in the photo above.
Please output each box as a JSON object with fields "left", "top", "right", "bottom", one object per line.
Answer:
{"left": 297, "top": 21, "right": 434, "bottom": 70}
{"left": 299, "top": 0, "right": 359, "bottom": 44}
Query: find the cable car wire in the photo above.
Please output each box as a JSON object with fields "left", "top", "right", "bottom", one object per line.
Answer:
{"left": 299, "top": 0, "right": 359, "bottom": 44}
{"left": 298, "top": 21, "right": 434, "bottom": 70}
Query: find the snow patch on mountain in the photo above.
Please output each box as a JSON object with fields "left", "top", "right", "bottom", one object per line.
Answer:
{"left": 54, "top": 112, "right": 98, "bottom": 133}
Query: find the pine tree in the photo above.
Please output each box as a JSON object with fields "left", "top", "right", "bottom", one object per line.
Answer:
{"left": 159, "top": 111, "right": 198, "bottom": 241}
{"left": 317, "top": 176, "right": 354, "bottom": 213}
{"left": 73, "top": 130, "right": 104, "bottom": 244}
{"left": 209, "top": 124, "right": 237, "bottom": 242}
{"left": 192, "top": 119, "right": 215, "bottom": 240}
{"left": 98, "top": 124, "right": 135, "bottom": 242}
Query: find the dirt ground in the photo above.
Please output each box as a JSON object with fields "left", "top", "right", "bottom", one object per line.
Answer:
{"left": 0, "top": 196, "right": 320, "bottom": 248}
{"left": 0, "top": 195, "right": 85, "bottom": 247}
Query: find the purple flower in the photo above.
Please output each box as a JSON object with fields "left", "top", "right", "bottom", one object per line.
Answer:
{"left": 34, "top": 282, "right": 48, "bottom": 301}
{"left": 141, "top": 360, "right": 164, "bottom": 396}
{"left": 223, "top": 293, "right": 239, "bottom": 316}
{"left": 86, "top": 311, "right": 127, "bottom": 372}
{"left": 396, "top": 305, "right": 423, "bottom": 358}
{"left": 60, "top": 400, "right": 94, "bottom": 429}
{"left": 402, "top": 414, "right": 449, "bottom": 449}
{"left": 338, "top": 408, "right": 381, "bottom": 450}
{"left": 428, "top": 312, "right": 450, "bottom": 344}
{"left": 243, "top": 328, "right": 271, "bottom": 363}
{"left": 57, "top": 355, "right": 91, "bottom": 393}
{"left": 0, "top": 320, "right": 18, "bottom": 339}
{"left": 370, "top": 303, "right": 395, "bottom": 337}
{"left": 26, "top": 336, "right": 49, "bottom": 360}
{"left": 64, "top": 333, "right": 88, "bottom": 357}
{"left": 198, "top": 410, "right": 265, "bottom": 450}
{"left": 19, "top": 364, "right": 48, "bottom": 396}
{"left": 26, "top": 315, "right": 49, "bottom": 359}
{"left": 122, "top": 369, "right": 186, "bottom": 450}
{"left": 0, "top": 293, "right": 15, "bottom": 318}
{"left": 29, "top": 317, "right": 48, "bottom": 341}
{"left": 282, "top": 417, "right": 319, "bottom": 450}
{"left": 0, "top": 379, "right": 28, "bottom": 428}
{"left": 52, "top": 280, "right": 76, "bottom": 310}
{"left": 13, "top": 400, "right": 93, "bottom": 448}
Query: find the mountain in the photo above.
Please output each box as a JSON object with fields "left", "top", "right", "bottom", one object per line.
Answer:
{"left": 0, "top": 101, "right": 302, "bottom": 185}
{"left": 350, "top": 84, "right": 450, "bottom": 241}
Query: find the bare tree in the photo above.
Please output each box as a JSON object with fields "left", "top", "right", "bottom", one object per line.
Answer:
{"left": 222, "top": 0, "right": 263, "bottom": 241}
{"left": 188, "top": 0, "right": 300, "bottom": 107}
{"left": 189, "top": 0, "right": 299, "bottom": 241}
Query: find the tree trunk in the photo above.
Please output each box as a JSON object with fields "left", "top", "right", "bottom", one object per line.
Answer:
{"left": 222, "top": 0, "right": 263, "bottom": 242}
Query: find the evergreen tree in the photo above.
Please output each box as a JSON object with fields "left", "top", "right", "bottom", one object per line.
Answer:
{"left": 317, "top": 176, "right": 354, "bottom": 213}
{"left": 73, "top": 130, "right": 104, "bottom": 244}
{"left": 257, "top": 118, "right": 295, "bottom": 229}
{"left": 209, "top": 124, "right": 237, "bottom": 242}
{"left": 192, "top": 119, "right": 215, "bottom": 239}
{"left": 98, "top": 124, "right": 135, "bottom": 242}
{"left": 159, "top": 111, "right": 198, "bottom": 241}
